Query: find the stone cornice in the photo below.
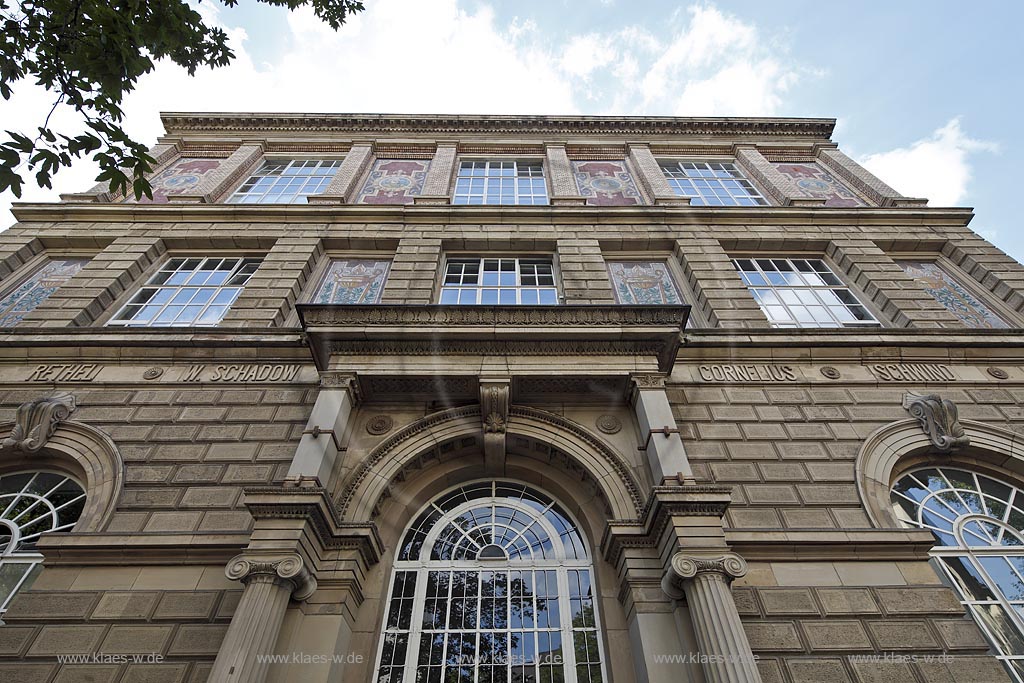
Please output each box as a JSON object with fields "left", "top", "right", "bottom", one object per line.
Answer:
{"left": 299, "top": 304, "right": 689, "bottom": 373}
{"left": 34, "top": 532, "right": 250, "bottom": 564}
{"left": 158, "top": 112, "right": 837, "bottom": 139}
{"left": 9, "top": 202, "right": 977, "bottom": 226}
{"left": 724, "top": 528, "right": 937, "bottom": 561}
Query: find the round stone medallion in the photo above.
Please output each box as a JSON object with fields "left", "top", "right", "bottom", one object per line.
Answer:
{"left": 820, "top": 366, "right": 841, "bottom": 379}
{"left": 143, "top": 367, "right": 164, "bottom": 380}
{"left": 366, "top": 415, "right": 394, "bottom": 435}
{"left": 596, "top": 414, "right": 622, "bottom": 434}
{"left": 987, "top": 367, "right": 1010, "bottom": 380}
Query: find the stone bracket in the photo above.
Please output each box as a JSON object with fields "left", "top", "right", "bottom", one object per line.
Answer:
{"left": 0, "top": 393, "right": 76, "bottom": 453}
{"left": 902, "top": 392, "right": 969, "bottom": 452}
{"left": 480, "top": 378, "right": 511, "bottom": 472}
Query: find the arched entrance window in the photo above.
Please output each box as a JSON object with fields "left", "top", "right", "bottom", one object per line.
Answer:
{"left": 0, "top": 470, "right": 85, "bottom": 613}
{"left": 375, "top": 481, "right": 606, "bottom": 683}
{"left": 891, "top": 466, "right": 1024, "bottom": 681}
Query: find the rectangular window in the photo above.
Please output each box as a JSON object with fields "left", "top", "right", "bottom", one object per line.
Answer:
{"left": 440, "top": 258, "right": 558, "bottom": 305}
{"left": 734, "top": 258, "right": 879, "bottom": 328}
{"left": 660, "top": 161, "right": 768, "bottom": 206}
{"left": 607, "top": 261, "right": 683, "bottom": 305}
{"left": 0, "top": 258, "right": 88, "bottom": 327}
{"left": 227, "top": 159, "right": 341, "bottom": 204}
{"left": 313, "top": 259, "right": 391, "bottom": 304}
{"left": 108, "top": 257, "right": 262, "bottom": 327}
{"left": 452, "top": 161, "right": 548, "bottom": 205}
{"left": 897, "top": 260, "right": 1010, "bottom": 329}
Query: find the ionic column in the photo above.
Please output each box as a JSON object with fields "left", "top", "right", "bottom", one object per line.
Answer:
{"left": 286, "top": 372, "right": 361, "bottom": 488}
{"left": 209, "top": 554, "right": 318, "bottom": 683}
{"left": 630, "top": 374, "right": 692, "bottom": 484}
{"left": 662, "top": 553, "right": 761, "bottom": 683}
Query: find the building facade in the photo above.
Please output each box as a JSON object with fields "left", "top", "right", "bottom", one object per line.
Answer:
{"left": 0, "top": 113, "right": 1022, "bottom": 683}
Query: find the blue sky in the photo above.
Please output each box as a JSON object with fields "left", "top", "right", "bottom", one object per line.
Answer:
{"left": 1, "top": 0, "right": 1020, "bottom": 262}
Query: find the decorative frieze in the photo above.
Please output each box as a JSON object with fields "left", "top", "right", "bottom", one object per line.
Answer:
{"left": 298, "top": 303, "right": 690, "bottom": 327}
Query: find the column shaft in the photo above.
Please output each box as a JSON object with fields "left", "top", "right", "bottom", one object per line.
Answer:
{"left": 209, "top": 575, "right": 293, "bottom": 683}
{"left": 683, "top": 573, "right": 761, "bottom": 683}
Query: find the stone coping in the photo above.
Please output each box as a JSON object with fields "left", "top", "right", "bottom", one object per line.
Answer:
{"left": 8, "top": 202, "right": 975, "bottom": 224}
{"left": 158, "top": 112, "right": 837, "bottom": 138}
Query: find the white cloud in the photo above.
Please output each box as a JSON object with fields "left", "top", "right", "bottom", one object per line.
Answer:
{"left": 859, "top": 118, "right": 998, "bottom": 206}
{"left": 0, "top": 0, "right": 578, "bottom": 227}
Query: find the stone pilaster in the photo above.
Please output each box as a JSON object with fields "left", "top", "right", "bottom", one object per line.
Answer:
{"left": 286, "top": 372, "right": 362, "bottom": 489}
{"left": 733, "top": 146, "right": 815, "bottom": 207}
{"left": 309, "top": 143, "right": 374, "bottom": 204}
{"left": 220, "top": 237, "right": 324, "bottom": 328}
{"left": 662, "top": 552, "right": 761, "bottom": 683}
{"left": 816, "top": 146, "right": 923, "bottom": 207}
{"left": 673, "top": 237, "right": 769, "bottom": 329}
{"left": 19, "top": 235, "right": 165, "bottom": 327}
{"left": 415, "top": 142, "right": 457, "bottom": 204}
{"left": 557, "top": 238, "right": 614, "bottom": 303}
{"left": 380, "top": 237, "right": 442, "bottom": 304}
{"left": 629, "top": 374, "right": 692, "bottom": 484}
{"left": 169, "top": 142, "right": 265, "bottom": 203}
{"left": 545, "top": 144, "right": 584, "bottom": 205}
{"left": 628, "top": 144, "right": 686, "bottom": 205}
{"left": 208, "top": 554, "right": 317, "bottom": 683}
{"left": 943, "top": 233, "right": 1024, "bottom": 317}
{"left": 0, "top": 234, "right": 44, "bottom": 281}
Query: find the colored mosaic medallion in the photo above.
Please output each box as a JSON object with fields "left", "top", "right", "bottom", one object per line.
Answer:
{"left": 0, "top": 259, "right": 88, "bottom": 327}
{"left": 358, "top": 159, "right": 429, "bottom": 204}
{"left": 773, "top": 162, "right": 866, "bottom": 207}
{"left": 607, "top": 261, "right": 682, "bottom": 304}
{"left": 572, "top": 160, "right": 642, "bottom": 206}
{"left": 897, "top": 260, "right": 1009, "bottom": 329}
{"left": 130, "top": 158, "right": 222, "bottom": 203}
{"left": 315, "top": 260, "right": 391, "bottom": 304}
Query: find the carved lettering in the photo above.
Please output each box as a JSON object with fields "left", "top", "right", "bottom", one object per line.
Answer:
{"left": 26, "top": 364, "right": 101, "bottom": 382}
{"left": 183, "top": 365, "right": 206, "bottom": 383}
{"left": 869, "top": 364, "right": 956, "bottom": 382}
{"left": 698, "top": 364, "right": 797, "bottom": 382}
{"left": 208, "top": 364, "right": 300, "bottom": 383}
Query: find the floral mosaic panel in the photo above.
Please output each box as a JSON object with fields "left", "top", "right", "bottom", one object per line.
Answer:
{"left": 772, "top": 162, "right": 867, "bottom": 207}
{"left": 314, "top": 260, "right": 391, "bottom": 304}
{"left": 357, "top": 159, "right": 430, "bottom": 204}
{"left": 572, "top": 160, "right": 642, "bottom": 206}
{"left": 607, "top": 261, "right": 682, "bottom": 305}
{"left": 128, "top": 158, "right": 223, "bottom": 204}
{"left": 0, "top": 259, "right": 88, "bottom": 326}
{"left": 897, "top": 260, "right": 1010, "bottom": 329}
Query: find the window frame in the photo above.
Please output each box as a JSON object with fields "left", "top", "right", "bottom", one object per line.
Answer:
{"left": 657, "top": 158, "right": 771, "bottom": 207}
{"left": 373, "top": 480, "right": 609, "bottom": 683}
{"left": 888, "top": 251, "right": 1022, "bottom": 328}
{"left": 226, "top": 157, "right": 344, "bottom": 205}
{"left": 436, "top": 254, "right": 563, "bottom": 306}
{"left": 451, "top": 158, "right": 550, "bottom": 206}
{"left": 731, "top": 253, "right": 886, "bottom": 329}
{"left": 102, "top": 251, "right": 265, "bottom": 328}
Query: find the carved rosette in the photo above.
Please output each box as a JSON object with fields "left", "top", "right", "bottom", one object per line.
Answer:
{"left": 662, "top": 552, "right": 748, "bottom": 599}
{"left": 225, "top": 554, "right": 317, "bottom": 601}
{"left": 902, "top": 392, "right": 970, "bottom": 453}
{"left": 0, "top": 394, "right": 76, "bottom": 454}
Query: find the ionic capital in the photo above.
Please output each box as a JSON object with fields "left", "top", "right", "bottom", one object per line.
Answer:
{"left": 225, "top": 553, "right": 317, "bottom": 601}
{"left": 662, "top": 551, "right": 748, "bottom": 598}
{"left": 319, "top": 372, "right": 363, "bottom": 404}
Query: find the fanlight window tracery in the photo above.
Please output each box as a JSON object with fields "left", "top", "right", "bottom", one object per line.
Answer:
{"left": 891, "top": 466, "right": 1024, "bottom": 681}
{"left": 0, "top": 471, "right": 85, "bottom": 612}
{"left": 376, "top": 481, "right": 605, "bottom": 683}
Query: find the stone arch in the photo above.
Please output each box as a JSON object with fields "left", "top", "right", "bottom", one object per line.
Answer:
{"left": 857, "top": 418, "right": 1024, "bottom": 529}
{"left": 336, "top": 405, "right": 644, "bottom": 523}
{"left": 0, "top": 420, "right": 125, "bottom": 533}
